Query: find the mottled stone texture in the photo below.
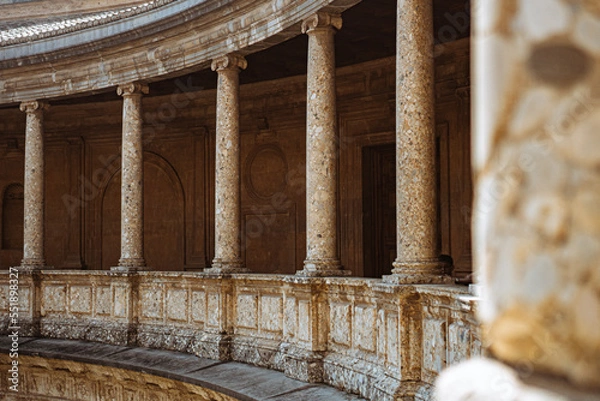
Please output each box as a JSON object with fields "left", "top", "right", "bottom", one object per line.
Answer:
{"left": 19, "top": 101, "right": 49, "bottom": 270}
{"left": 389, "top": 0, "right": 450, "bottom": 284}
{"left": 441, "top": 0, "right": 600, "bottom": 396}
{"left": 112, "top": 83, "right": 149, "bottom": 271}
{"left": 208, "top": 54, "right": 249, "bottom": 274}
{"left": 299, "top": 13, "right": 349, "bottom": 277}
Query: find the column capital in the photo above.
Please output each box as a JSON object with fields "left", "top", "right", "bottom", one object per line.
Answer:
{"left": 301, "top": 12, "right": 342, "bottom": 34}
{"left": 19, "top": 101, "right": 49, "bottom": 113}
{"left": 117, "top": 82, "right": 149, "bottom": 97}
{"left": 211, "top": 53, "right": 247, "bottom": 72}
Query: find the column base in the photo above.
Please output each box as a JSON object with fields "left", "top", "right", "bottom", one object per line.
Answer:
{"left": 18, "top": 264, "right": 52, "bottom": 272}
{"left": 19, "top": 259, "right": 51, "bottom": 272}
{"left": 297, "top": 259, "right": 351, "bottom": 277}
{"left": 111, "top": 258, "right": 148, "bottom": 272}
{"left": 384, "top": 257, "right": 453, "bottom": 284}
{"left": 205, "top": 259, "right": 250, "bottom": 274}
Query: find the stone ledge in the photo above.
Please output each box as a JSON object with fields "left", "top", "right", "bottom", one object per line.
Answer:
{"left": 0, "top": 337, "right": 366, "bottom": 401}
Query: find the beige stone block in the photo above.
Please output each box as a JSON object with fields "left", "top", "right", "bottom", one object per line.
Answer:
{"left": 191, "top": 290, "right": 206, "bottom": 323}
{"left": 259, "top": 295, "right": 283, "bottom": 333}
{"left": 166, "top": 288, "right": 188, "bottom": 322}
{"left": 237, "top": 293, "right": 258, "bottom": 329}
{"left": 19, "top": 287, "right": 31, "bottom": 314}
{"left": 95, "top": 286, "right": 111, "bottom": 316}
{"left": 42, "top": 285, "right": 66, "bottom": 313}
{"left": 297, "top": 299, "right": 311, "bottom": 342}
{"left": 354, "top": 305, "right": 376, "bottom": 353}
{"left": 377, "top": 309, "right": 386, "bottom": 357}
{"left": 141, "top": 285, "right": 163, "bottom": 319}
{"left": 423, "top": 319, "right": 447, "bottom": 374}
{"left": 385, "top": 312, "right": 399, "bottom": 367}
{"left": 284, "top": 297, "right": 296, "bottom": 337}
{"left": 207, "top": 292, "right": 221, "bottom": 328}
{"left": 113, "top": 285, "right": 129, "bottom": 318}
{"left": 330, "top": 302, "right": 351, "bottom": 346}
{"left": 69, "top": 285, "right": 91, "bottom": 314}
{"left": 448, "top": 322, "right": 470, "bottom": 366}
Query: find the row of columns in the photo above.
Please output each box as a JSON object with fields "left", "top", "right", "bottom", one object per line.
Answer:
{"left": 17, "top": 3, "right": 450, "bottom": 283}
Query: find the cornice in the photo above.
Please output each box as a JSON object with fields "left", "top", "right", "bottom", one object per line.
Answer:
{"left": 0, "top": 0, "right": 361, "bottom": 105}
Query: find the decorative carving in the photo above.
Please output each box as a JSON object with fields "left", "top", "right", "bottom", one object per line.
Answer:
{"left": 19, "top": 100, "right": 49, "bottom": 113}
{"left": 116, "top": 82, "right": 149, "bottom": 97}
{"left": 211, "top": 53, "right": 247, "bottom": 72}
{"left": 301, "top": 12, "right": 342, "bottom": 34}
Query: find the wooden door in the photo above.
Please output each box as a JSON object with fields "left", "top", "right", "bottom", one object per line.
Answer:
{"left": 363, "top": 144, "right": 396, "bottom": 278}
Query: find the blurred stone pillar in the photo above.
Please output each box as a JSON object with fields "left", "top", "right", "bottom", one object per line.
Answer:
{"left": 207, "top": 53, "right": 250, "bottom": 274}
{"left": 112, "top": 82, "right": 148, "bottom": 271}
{"left": 387, "top": 0, "right": 450, "bottom": 284}
{"left": 19, "top": 101, "right": 49, "bottom": 271}
{"left": 437, "top": 1, "right": 600, "bottom": 399}
{"left": 299, "top": 12, "right": 350, "bottom": 277}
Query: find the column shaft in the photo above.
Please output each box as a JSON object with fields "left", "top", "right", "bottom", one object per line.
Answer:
{"left": 20, "top": 101, "right": 49, "bottom": 270}
{"left": 208, "top": 54, "right": 249, "bottom": 274}
{"left": 113, "top": 83, "right": 148, "bottom": 271}
{"left": 389, "top": 0, "right": 450, "bottom": 283}
{"left": 299, "top": 12, "right": 349, "bottom": 277}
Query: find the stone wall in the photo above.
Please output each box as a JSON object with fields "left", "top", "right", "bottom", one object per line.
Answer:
{"left": 0, "top": 271, "right": 481, "bottom": 400}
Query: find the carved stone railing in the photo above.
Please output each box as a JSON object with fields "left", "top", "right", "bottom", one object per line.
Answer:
{"left": 0, "top": 271, "right": 481, "bottom": 400}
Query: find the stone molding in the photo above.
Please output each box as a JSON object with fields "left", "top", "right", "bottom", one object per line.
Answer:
{"left": 19, "top": 101, "right": 50, "bottom": 113}
{"left": 211, "top": 54, "right": 248, "bottom": 72}
{"left": 0, "top": 0, "right": 360, "bottom": 104}
{"left": 116, "top": 82, "right": 149, "bottom": 97}
{"left": 301, "top": 12, "right": 342, "bottom": 34}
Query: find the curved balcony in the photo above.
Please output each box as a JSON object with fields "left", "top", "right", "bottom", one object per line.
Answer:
{"left": 0, "top": 271, "right": 480, "bottom": 400}
{"left": 0, "top": 0, "right": 359, "bottom": 104}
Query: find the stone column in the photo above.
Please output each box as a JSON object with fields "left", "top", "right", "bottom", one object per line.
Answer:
{"left": 19, "top": 101, "right": 49, "bottom": 271}
{"left": 436, "top": 1, "right": 600, "bottom": 399}
{"left": 387, "top": 0, "right": 450, "bottom": 284}
{"left": 207, "top": 54, "right": 249, "bottom": 274}
{"left": 298, "top": 12, "right": 349, "bottom": 277}
{"left": 112, "top": 83, "right": 148, "bottom": 271}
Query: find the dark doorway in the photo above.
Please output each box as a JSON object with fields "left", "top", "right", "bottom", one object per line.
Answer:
{"left": 363, "top": 144, "right": 396, "bottom": 278}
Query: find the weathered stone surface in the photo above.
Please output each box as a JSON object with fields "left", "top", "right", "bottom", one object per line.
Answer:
{"left": 112, "top": 82, "right": 149, "bottom": 271}
{"left": 19, "top": 101, "right": 49, "bottom": 271}
{"left": 388, "top": 0, "right": 450, "bottom": 284}
{"left": 0, "top": 272, "right": 480, "bottom": 400}
{"left": 0, "top": 339, "right": 368, "bottom": 400}
{"left": 470, "top": 0, "right": 600, "bottom": 390}
{"left": 207, "top": 54, "right": 249, "bottom": 274}
{"left": 299, "top": 12, "right": 349, "bottom": 277}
